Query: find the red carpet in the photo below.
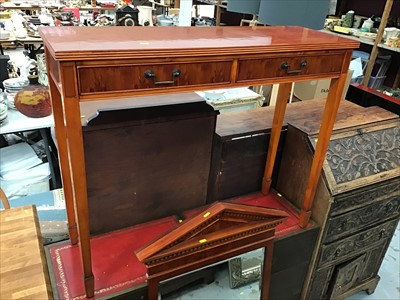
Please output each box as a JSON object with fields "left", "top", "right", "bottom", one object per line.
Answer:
{"left": 48, "top": 193, "right": 313, "bottom": 299}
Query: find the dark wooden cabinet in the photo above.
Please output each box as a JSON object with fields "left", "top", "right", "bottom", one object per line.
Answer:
{"left": 276, "top": 117, "right": 400, "bottom": 299}
{"left": 82, "top": 101, "right": 217, "bottom": 235}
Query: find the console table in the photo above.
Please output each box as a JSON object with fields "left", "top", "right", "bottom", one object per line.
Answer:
{"left": 39, "top": 26, "right": 359, "bottom": 298}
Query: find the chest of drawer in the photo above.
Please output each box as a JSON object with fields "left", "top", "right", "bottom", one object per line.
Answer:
{"left": 319, "top": 218, "right": 398, "bottom": 267}
{"left": 236, "top": 52, "right": 344, "bottom": 83}
{"left": 77, "top": 60, "right": 232, "bottom": 96}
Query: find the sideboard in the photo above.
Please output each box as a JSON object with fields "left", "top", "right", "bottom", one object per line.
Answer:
{"left": 39, "top": 26, "right": 359, "bottom": 298}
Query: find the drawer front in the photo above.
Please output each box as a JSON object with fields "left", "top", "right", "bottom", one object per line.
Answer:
{"left": 325, "top": 196, "right": 400, "bottom": 243}
{"left": 320, "top": 219, "right": 398, "bottom": 266}
{"left": 78, "top": 60, "right": 232, "bottom": 95}
{"left": 331, "top": 179, "right": 399, "bottom": 216}
{"left": 237, "top": 53, "right": 343, "bottom": 82}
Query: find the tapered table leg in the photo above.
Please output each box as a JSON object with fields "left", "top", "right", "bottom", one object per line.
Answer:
{"left": 262, "top": 82, "right": 292, "bottom": 194}
{"left": 299, "top": 73, "right": 348, "bottom": 228}
{"left": 46, "top": 52, "right": 78, "bottom": 245}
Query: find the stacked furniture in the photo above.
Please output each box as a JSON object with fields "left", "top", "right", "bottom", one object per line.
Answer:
{"left": 40, "top": 26, "right": 358, "bottom": 298}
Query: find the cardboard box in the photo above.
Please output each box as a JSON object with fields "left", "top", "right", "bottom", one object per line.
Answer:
{"left": 294, "top": 69, "right": 354, "bottom": 101}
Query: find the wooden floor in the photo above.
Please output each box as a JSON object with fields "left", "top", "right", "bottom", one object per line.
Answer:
{"left": 0, "top": 205, "right": 53, "bottom": 300}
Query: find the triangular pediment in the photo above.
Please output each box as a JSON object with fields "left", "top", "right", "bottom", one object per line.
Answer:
{"left": 135, "top": 202, "right": 288, "bottom": 263}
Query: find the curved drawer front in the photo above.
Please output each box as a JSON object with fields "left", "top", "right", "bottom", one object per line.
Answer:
{"left": 236, "top": 53, "right": 344, "bottom": 82}
{"left": 320, "top": 219, "right": 398, "bottom": 267}
{"left": 325, "top": 196, "right": 400, "bottom": 243}
{"left": 78, "top": 60, "right": 232, "bottom": 95}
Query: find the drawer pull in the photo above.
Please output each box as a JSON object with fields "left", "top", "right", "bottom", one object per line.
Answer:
{"left": 144, "top": 69, "right": 181, "bottom": 85}
{"left": 334, "top": 248, "right": 342, "bottom": 257}
{"left": 280, "top": 60, "right": 307, "bottom": 74}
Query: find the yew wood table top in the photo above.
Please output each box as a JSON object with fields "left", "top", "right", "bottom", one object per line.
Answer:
{"left": 0, "top": 205, "right": 53, "bottom": 300}
{"left": 40, "top": 26, "right": 358, "bottom": 61}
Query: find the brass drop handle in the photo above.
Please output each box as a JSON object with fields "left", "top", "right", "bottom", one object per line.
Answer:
{"left": 144, "top": 69, "right": 181, "bottom": 85}
{"left": 280, "top": 59, "right": 307, "bottom": 74}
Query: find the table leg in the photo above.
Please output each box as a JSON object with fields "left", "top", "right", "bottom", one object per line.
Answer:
{"left": 262, "top": 82, "right": 292, "bottom": 194}
{"left": 61, "top": 63, "right": 94, "bottom": 298}
{"left": 147, "top": 278, "right": 160, "bottom": 300}
{"left": 299, "top": 73, "right": 348, "bottom": 228}
{"left": 47, "top": 73, "right": 78, "bottom": 245}
{"left": 260, "top": 240, "right": 274, "bottom": 300}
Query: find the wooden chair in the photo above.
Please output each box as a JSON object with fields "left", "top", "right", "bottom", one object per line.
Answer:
{"left": 0, "top": 188, "right": 10, "bottom": 209}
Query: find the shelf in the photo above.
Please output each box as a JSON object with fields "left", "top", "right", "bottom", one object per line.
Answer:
{"left": 322, "top": 30, "right": 400, "bottom": 53}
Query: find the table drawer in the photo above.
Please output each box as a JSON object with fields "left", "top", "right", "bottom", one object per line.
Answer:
{"left": 236, "top": 53, "right": 344, "bottom": 82}
{"left": 320, "top": 218, "right": 398, "bottom": 267}
{"left": 78, "top": 60, "right": 232, "bottom": 95}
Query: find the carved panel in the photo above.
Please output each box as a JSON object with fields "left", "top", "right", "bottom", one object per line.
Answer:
{"left": 331, "top": 179, "right": 399, "bottom": 215}
{"left": 325, "top": 127, "right": 400, "bottom": 184}
{"left": 358, "top": 242, "right": 388, "bottom": 283}
{"left": 329, "top": 254, "right": 366, "bottom": 298}
{"left": 320, "top": 219, "right": 398, "bottom": 266}
{"left": 325, "top": 197, "right": 400, "bottom": 243}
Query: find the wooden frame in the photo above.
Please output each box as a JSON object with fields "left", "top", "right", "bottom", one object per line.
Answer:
{"left": 135, "top": 202, "right": 288, "bottom": 299}
{"left": 39, "top": 26, "right": 359, "bottom": 298}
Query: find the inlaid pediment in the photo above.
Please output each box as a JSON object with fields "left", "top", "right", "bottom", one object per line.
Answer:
{"left": 135, "top": 202, "right": 288, "bottom": 264}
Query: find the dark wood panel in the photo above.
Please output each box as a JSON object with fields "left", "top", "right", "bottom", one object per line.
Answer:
{"left": 270, "top": 225, "right": 319, "bottom": 300}
{"left": 237, "top": 53, "right": 344, "bottom": 82}
{"left": 83, "top": 103, "right": 217, "bottom": 235}
{"left": 78, "top": 61, "right": 231, "bottom": 94}
{"left": 213, "top": 133, "right": 285, "bottom": 201}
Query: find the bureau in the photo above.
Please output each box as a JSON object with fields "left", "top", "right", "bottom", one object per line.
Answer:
{"left": 276, "top": 113, "right": 400, "bottom": 299}
{"left": 39, "top": 26, "right": 359, "bottom": 298}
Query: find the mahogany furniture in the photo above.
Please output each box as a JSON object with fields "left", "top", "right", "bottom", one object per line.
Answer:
{"left": 0, "top": 205, "right": 53, "bottom": 300}
{"left": 82, "top": 100, "right": 217, "bottom": 235}
{"left": 275, "top": 107, "right": 399, "bottom": 299}
{"left": 39, "top": 26, "right": 359, "bottom": 297}
{"left": 136, "top": 201, "right": 288, "bottom": 300}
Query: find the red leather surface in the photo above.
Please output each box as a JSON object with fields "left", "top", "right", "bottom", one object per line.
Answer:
{"left": 49, "top": 216, "right": 179, "bottom": 299}
{"left": 48, "top": 193, "right": 312, "bottom": 299}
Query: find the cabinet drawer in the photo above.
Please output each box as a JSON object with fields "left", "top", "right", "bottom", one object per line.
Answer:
{"left": 237, "top": 53, "right": 343, "bottom": 82}
{"left": 325, "top": 196, "right": 400, "bottom": 243}
{"left": 320, "top": 219, "right": 398, "bottom": 266}
{"left": 331, "top": 179, "right": 399, "bottom": 216}
{"left": 78, "top": 60, "right": 232, "bottom": 95}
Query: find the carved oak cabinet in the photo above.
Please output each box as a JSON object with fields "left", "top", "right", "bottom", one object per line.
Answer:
{"left": 39, "top": 26, "right": 359, "bottom": 297}
{"left": 276, "top": 114, "right": 400, "bottom": 299}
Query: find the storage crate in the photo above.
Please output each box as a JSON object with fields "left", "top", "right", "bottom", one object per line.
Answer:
{"left": 351, "top": 51, "right": 390, "bottom": 90}
{"left": 368, "top": 76, "right": 387, "bottom": 90}
{"left": 351, "top": 75, "right": 386, "bottom": 90}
